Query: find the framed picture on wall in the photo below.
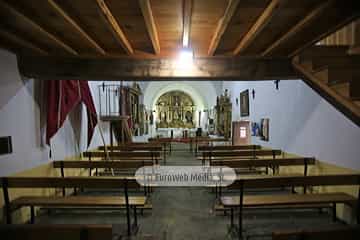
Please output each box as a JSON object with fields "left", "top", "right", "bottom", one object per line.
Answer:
{"left": 260, "top": 118, "right": 269, "bottom": 141}
{"left": 240, "top": 89, "right": 249, "bottom": 117}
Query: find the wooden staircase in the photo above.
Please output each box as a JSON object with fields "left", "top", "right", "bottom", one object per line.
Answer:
{"left": 292, "top": 45, "right": 360, "bottom": 127}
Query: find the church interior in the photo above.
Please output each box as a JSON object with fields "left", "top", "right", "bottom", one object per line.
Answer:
{"left": 1, "top": 0, "right": 360, "bottom": 239}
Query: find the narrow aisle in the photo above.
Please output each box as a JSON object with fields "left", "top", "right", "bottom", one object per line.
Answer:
{"left": 138, "top": 143, "right": 229, "bottom": 240}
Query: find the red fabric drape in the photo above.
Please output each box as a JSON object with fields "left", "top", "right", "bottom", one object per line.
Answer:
{"left": 46, "top": 80, "right": 97, "bottom": 147}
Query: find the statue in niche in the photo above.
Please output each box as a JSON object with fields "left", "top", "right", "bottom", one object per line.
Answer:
{"left": 160, "top": 112, "right": 166, "bottom": 122}
{"left": 185, "top": 111, "right": 193, "bottom": 123}
{"left": 173, "top": 110, "right": 179, "bottom": 120}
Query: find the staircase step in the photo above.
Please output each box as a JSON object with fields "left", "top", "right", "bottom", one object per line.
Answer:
{"left": 311, "top": 56, "right": 360, "bottom": 72}
{"left": 313, "top": 68, "right": 360, "bottom": 86}
{"left": 331, "top": 82, "right": 350, "bottom": 99}
{"left": 299, "top": 46, "right": 349, "bottom": 62}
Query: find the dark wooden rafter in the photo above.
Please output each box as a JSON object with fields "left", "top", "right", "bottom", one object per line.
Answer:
{"left": 208, "top": 0, "right": 240, "bottom": 56}
{"left": 47, "top": 0, "right": 106, "bottom": 55}
{"left": 17, "top": 56, "right": 297, "bottom": 81}
{"left": 0, "top": 29, "right": 48, "bottom": 55}
{"left": 0, "top": 0, "right": 78, "bottom": 55}
{"left": 262, "top": 0, "right": 360, "bottom": 57}
{"left": 233, "top": 0, "right": 280, "bottom": 55}
{"left": 138, "top": 0, "right": 160, "bottom": 55}
{"left": 182, "top": 0, "right": 193, "bottom": 47}
{"left": 94, "top": 0, "right": 134, "bottom": 55}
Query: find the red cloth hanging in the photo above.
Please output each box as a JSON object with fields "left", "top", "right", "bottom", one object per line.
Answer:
{"left": 46, "top": 80, "right": 98, "bottom": 147}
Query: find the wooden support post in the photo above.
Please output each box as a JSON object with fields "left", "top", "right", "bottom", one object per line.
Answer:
{"left": 332, "top": 202, "right": 337, "bottom": 222}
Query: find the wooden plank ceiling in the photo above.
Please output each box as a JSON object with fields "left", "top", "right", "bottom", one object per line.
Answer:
{"left": 0, "top": 0, "right": 358, "bottom": 59}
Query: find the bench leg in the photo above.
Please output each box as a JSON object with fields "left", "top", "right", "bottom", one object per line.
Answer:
{"left": 332, "top": 203, "right": 337, "bottom": 222}
{"left": 133, "top": 207, "right": 138, "bottom": 227}
{"left": 30, "top": 206, "right": 35, "bottom": 224}
{"left": 230, "top": 208, "right": 234, "bottom": 228}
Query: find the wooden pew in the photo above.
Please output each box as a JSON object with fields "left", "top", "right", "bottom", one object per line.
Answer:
{"left": 212, "top": 158, "right": 316, "bottom": 197}
{"left": 198, "top": 149, "right": 282, "bottom": 164}
{"left": 148, "top": 137, "right": 172, "bottom": 154}
{"left": 211, "top": 157, "right": 316, "bottom": 176}
{"left": 53, "top": 160, "right": 154, "bottom": 196}
{"left": 83, "top": 151, "right": 161, "bottom": 164}
{"left": 0, "top": 177, "right": 146, "bottom": 236}
{"left": 220, "top": 174, "right": 360, "bottom": 240}
{"left": 198, "top": 145, "right": 262, "bottom": 152}
{"left": 97, "top": 145, "right": 166, "bottom": 162}
{"left": 192, "top": 137, "right": 231, "bottom": 154}
{"left": 272, "top": 226, "right": 360, "bottom": 240}
{"left": 0, "top": 224, "right": 114, "bottom": 240}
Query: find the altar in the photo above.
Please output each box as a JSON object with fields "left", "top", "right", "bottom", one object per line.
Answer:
{"left": 156, "top": 128, "right": 197, "bottom": 138}
{"left": 155, "top": 91, "right": 196, "bottom": 129}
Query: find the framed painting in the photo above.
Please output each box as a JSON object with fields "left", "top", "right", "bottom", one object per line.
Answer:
{"left": 240, "top": 89, "right": 249, "bottom": 117}
{"left": 260, "top": 118, "right": 269, "bottom": 141}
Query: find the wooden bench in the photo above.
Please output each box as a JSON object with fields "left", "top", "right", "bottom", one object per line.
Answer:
{"left": 97, "top": 144, "right": 166, "bottom": 162}
{"left": 272, "top": 226, "right": 360, "bottom": 240}
{"left": 211, "top": 157, "right": 315, "bottom": 176}
{"left": 148, "top": 137, "right": 172, "bottom": 154}
{"left": 198, "top": 145, "right": 262, "bottom": 152}
{"left": 0, "top": 224, "right": 115, "bottom": 240}
{"left": 220, "top": 174, "right": 360, "bottom": 239}
{"left": 53, "top": 160, "right": 154, "bottom": 196}
{"left": 191, "top": 137, "right": 231, "bottom": 154}
{"left": 211, "top": 158, "right": 316, "bottom": 197}
{"left": 198, "top": 149, "right": 282, "bottom": 164}
{"left": 83, "top": 151, "right": 162, "bottom": 164}
{"left": 0, "top": 177, "right": 147, "bottom": 236}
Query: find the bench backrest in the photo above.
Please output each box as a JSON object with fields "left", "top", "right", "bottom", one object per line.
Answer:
{"left": 98, "top": 145, "right": 162, "bottom": 152}
{"left": 0, "top": 177, "right": 140, "bottom": 189}
{"left": 53, "top": 160, "right": 153, "bottom": 169}
{"left": 229, "top": 174, "right": 360, "bottom": 189}
{"left": 199, "top": 145, "right": 261, "bottom": 151}
{"left": 272, "top": 226, "right": 360, "bottom": 240}
{"left": 83, "top": 151, "right": 161, "bottom": 159}
{"left": 211, "top": 158, "right": 315, "bottom": 168}
{"left": 0, "top": 224, "right": 113, "bottom": 240}
{"left": 203, "top": 149, "right": 282, "bottom": 158}
{"left": 148, "top": 137, "right": 172, "bottom": 142}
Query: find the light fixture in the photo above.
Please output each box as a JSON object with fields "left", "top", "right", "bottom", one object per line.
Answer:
{"left": 177, "top": 47, "right": 194, "bottom": 69}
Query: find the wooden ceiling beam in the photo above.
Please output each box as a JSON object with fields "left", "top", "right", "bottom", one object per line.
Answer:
{"left": 0, "top": 29, "right": 48, "bottom": 55}
{"left": 17, "top": 56, "right": 298, "bottom": 81}
{"left": 208, "top": 0, "right": 240, "bottom": 56}
{"left": 47, "top": 0, "right": 106, "bottom": 55}
{"left": 182, "top": 0, "right": 193, "bottom": 47}
{"left": 0, "top": 0, "right": 78, "bottom": 55}
{"left": 233, "top": 0, "right": 280, "bottom": 55}
{"left": 95, "top": 0, "right": 134, "bottom": 55}
{"left": 139, "top": 0, "right": 160, "bottom": 55}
